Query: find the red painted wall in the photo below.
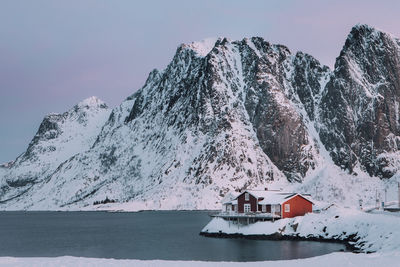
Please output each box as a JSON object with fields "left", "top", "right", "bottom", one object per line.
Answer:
{"left": 281, "top": 195, "right": 312, "bottom": 218}
{"left": 237, "top": 192, "right": 257, "bottom": 213}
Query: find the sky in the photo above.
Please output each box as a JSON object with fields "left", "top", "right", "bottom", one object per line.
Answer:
{"left": 1, "top": 0, "right": 400, "bottom": 163}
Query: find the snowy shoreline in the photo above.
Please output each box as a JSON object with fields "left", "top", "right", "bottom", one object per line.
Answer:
{"left": 200, "top": 206, "right": 400, "bottom": 253}
{"left": 1, "top": 252, "right": 400, "bottom": 267}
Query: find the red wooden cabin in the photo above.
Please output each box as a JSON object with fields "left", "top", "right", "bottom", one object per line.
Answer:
{"left": 223, "top": 190, "right": 313, "bottom": 219}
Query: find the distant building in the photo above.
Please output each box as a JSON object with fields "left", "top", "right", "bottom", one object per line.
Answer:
{"left": 222, "top": 189, "right": 313, "bottom": 219}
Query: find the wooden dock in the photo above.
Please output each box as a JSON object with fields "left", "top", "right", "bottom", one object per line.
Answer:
{"left": 209, "top": 212, "right": 281, "bottom": 224}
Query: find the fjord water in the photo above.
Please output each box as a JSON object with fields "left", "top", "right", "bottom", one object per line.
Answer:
{"left": 0, "top": 211, "right": 345, "bottom": 261}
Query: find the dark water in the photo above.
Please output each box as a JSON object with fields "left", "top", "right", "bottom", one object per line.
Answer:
{"left": 0, "top": 211, "right": 346, "bottom": 261}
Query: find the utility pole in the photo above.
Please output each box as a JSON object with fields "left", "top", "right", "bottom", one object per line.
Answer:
{"left": 398, "top": 182, "right": 400, "bottom": 208}
{"left": 384, "top": 187, "right": 387, "bottom": 203}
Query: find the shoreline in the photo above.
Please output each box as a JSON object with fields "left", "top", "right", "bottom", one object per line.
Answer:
{"left": 0, "top": 209, "right": 218, "bottom": 213}
{"left": 1, "top": 252, "right": 400, "bottom": 267}
{"left": 199, "top": 231, "right": 360, "bottom": 252}
{"left": 199, "top": 207, "right": 400, "bottom": 253}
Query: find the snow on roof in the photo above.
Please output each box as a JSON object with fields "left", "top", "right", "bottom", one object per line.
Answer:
{"left": 258, "top": 194, "right": 296, "bottom": 205}
{"left": 223, "top": 199, "right": 238, "bottom": 205}
{"left": 221, "top": 191, "right": 240, "bottom": 205}
{"left": 221, "top": 191, "right": 240, "bottom": 204}
{"left": 239, "top": 190, "right": 313, "bottom": 205}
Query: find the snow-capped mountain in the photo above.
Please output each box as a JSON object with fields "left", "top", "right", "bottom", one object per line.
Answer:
{"left": 1, "top": 24, "right": 399, "bottom": 210}
{"left": 320, "top": 24, "right": 400, "bottom": 178}
{"left": 0, "top": 97, "right": 110, "bottom": 206}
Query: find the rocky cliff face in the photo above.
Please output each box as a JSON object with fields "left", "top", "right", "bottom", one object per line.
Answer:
{"left": 237, "top": 39, "right": 330, "bottom": 181}
{"left": 320, "top": 24, "right": 400, "bottom": 178}
{"left": 1, "top": 24, "right": 399, "bottom": 210}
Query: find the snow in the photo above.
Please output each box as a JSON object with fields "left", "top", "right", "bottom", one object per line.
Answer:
{"left": 0, "top": 96, "right": 111, "bottom": 208}
{"left": 289, "top": 161, "right": 398, "bottom": 209}
{"left": 243, "top": 190, "right": 305, "bottom": 205}
{"left": 185, "top": 37, "right": 219, "bottom": 57}
{"left": 202, "top": 206, "right": 400, "bottom": 253}
{"left": 77, "top": 96, "right": 107, "bottom": 108}
{"left": 1, "top": 252, "right": 400, "bottom": 267}
{"left": 1, "top": 25, "right": 400, "bottom": 214}
{"left": 245, "top": 38, "right": 262, "bottom": 58}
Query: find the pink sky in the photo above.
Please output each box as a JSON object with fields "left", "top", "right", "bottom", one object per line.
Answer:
{"left": 0, "top": 0, "right": 399, "bottom": 163}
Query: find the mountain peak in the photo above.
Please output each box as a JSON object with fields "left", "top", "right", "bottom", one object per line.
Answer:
{"left": 345, "top": 24, "right": 380, "bottom": 45}
{"left": 76, "top": 96, "right": 108, "bottom": 110}
{"left": 2, "top": 25, "right": 400, "bottom": 211}
{"left": 351, "top": 23, "right": 375, "bottom": 32}
{"left": 182, "top": 37, "right": 221, "bottom": 57}
{"left": 336, "top": 23, "right": 399, "bottom": 69}
{"left": 343, "top": 23, "right": 400, "bottom": 51}
{"left": 336, "top": 24, "right": 389, "bottom": 69}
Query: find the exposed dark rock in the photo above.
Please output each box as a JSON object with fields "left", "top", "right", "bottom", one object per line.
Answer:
{"left": 319, "top": 24, "right": 400, "bottom": 177}
{"left": 1, "top": 24, "right": 400, "bottom": 209}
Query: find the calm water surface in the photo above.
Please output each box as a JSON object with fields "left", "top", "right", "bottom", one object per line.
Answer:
{"left": 0, "top": 211, "right": 346, "bottom": 261}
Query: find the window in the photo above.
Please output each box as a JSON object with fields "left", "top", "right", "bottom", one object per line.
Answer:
{"left": 272, "top": 205, "right": 280, "bottom": 213}
{"left": 266, "top": 205, "right": 271, "bottom": 213}
{"left": 244, "top": 204, "right": 251, "bottom": 213}
{"left": 245, "top": 193, "right": 249, "bottom": 201}
{"left": 262, "top": 205, "right": 266, "bottom": 212}
{"left": 284, "top": 204, "right": 290, "bottom": 212}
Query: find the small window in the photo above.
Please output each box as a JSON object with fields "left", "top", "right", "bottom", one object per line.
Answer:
{"left": 284, "top": 204, "right": 290, "bottom": 212}
{"left": 245, "top": 193, "right": 249, "bottom": 201}
{"left": 244, "top": 203, "right": 251, "bottom": 213}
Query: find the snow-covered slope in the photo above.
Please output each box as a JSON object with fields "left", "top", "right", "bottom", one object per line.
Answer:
{"left": 0, "top": 96, "right": 111, "bottom": 206}
{"left": 1, "top": 24, "right": 400, "bottom": 210}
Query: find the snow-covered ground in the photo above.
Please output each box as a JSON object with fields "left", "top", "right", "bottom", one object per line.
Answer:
{"left": 1, "top": 252, "right": 399, "bottom": 267}
{"left": 202, "top": 206, "right": 400, "bottom": 253}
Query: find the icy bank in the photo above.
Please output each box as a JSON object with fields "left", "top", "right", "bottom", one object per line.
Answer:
{"left": 1, "top": 252, "right": 400, "bottom": 267}
{"left": 201, "top": 206, "right": 400, "bottom": 253}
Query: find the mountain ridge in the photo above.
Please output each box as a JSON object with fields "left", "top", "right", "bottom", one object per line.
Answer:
{"left": 1, "top": 24, "right": 400, "bottom": 210}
